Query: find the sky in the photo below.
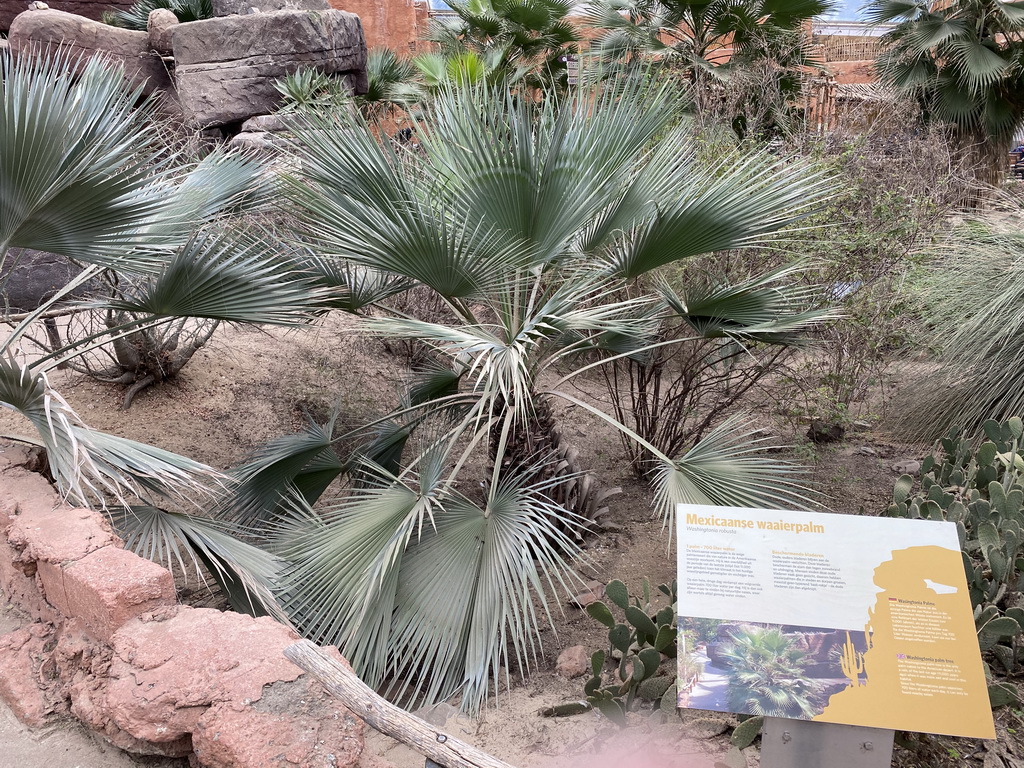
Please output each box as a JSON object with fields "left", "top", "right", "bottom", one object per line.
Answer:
{"left": 822, "top": 0, "right": 871, "bottom": 20}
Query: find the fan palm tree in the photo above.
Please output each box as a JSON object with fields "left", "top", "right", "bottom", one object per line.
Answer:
{"left": 867, "top": 0, "right": 1024, "bottom": 183}
{"left": 896, "top": 211, "right": 1024, "bottom": 438}
{"left": 584, "top": 0, "right": 829, "bottom": 80}
{"left": 0, "top": 51, "right": 322, "bottom": 612}
{"left": 584, "top": 0, "right": 830, "bottom": 136}
{"left": 235, "top": 79, "right": 836, "bottom": 712}
{"left": 721, "top": 626, "right": 822, "bottom": 718}
{"left": 424, "top": 0, "right": 580, "bottom": 91}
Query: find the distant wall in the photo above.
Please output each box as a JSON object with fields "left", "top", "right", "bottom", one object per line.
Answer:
{"left": 330, "top": 0, "right": 429, "bottom": 53}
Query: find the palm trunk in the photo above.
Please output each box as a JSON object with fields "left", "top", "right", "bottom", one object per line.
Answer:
{"left": 489, "top": 393, "right": 616, "bottom": 525}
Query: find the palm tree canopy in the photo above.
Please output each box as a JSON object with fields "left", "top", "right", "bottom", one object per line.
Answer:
{"left": 584, "top": 0, "right": 832, "bottom": 76}
{"left": 269, "top": 80, "right": 834, "bottom": 712}
{"left": 869, "top": 0, "right": 1024, "bottom": 147}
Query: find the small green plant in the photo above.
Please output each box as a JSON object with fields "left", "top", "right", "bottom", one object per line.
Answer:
{"left": 273, "top": 69, "right": 350, "bottom": 113}
{"left": 583, "top": 578, "right": 678, "bottom": 725}
{"left": 886, "top": 417, "right": 1024, "bottom": 706}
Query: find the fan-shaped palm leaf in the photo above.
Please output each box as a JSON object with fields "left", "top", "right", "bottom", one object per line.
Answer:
{"left": 0, "top": 358, "right": 217, "bottom": 506}
{"left": 0, "top": 51, "right": 169, "bottom": 263}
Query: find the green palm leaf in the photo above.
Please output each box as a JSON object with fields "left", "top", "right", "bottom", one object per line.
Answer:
{"left": 110, "top": 504, "right": 285, "bottom": 620}
{"left": 652, "top": 415, "right": 814, "bottom": 526}
{"left": 0, "top": 358, "right": 218, "bottom": 506}
{"left": 107, "top": 232, "right": 324, "bottom": 325}
{"left": 0, "top": 52, "right": 169, "bottom": 261}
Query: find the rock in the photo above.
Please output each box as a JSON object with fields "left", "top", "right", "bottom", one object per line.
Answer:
{"left": 0, "top": 623, "right": 61, "bottom": 726}
{"left": 0, "top": 249, "right": 87, "bottom": 313}
{"left": 227, "top": 130, "right": 292, "bottom": 153}
{"left": 555, "top": 645, "right": 590, "bottom": 679}
{"left": 60, "top": 546, "right": 176, "bottom": 641}
{"left": 679, "top": 716, "right": 731, "bottom": 739}
{"left": 2, "top": 0, "right": 132, "bottom": 29}
{"left": 8, "top": 9, "right": 172, "bottom": 95}
{"left": 211, "top": 0, "right": 328, "bottom": 15}
{"left": 806, "top": 419, "right": 845, "bottom": 444}
{"left": 240, "top": 113, "right": 297, "bottom": 132}
{"left": 570, "top": 584, "right": 603, "bottom": 608}
{"left": 892, "top": 459, "right": 921, "bottom": 476}
{"left": 147, "top": 7, "right": 178, "bottom": 54}
{"left": 172, "top": 9, "right": 367, "bottom": 126}
{"left": 68, "top": 605, "right": 364, "bottom": 765}
{"left": 412, "top": 702, "right": 457, "bottom": 728}
{"left": 192, "top": 677, "right": 363, "bottom": 768}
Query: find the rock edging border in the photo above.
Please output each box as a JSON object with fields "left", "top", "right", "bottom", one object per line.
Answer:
{"left": 0, "top": 441, "right": 366, "bottom": 768}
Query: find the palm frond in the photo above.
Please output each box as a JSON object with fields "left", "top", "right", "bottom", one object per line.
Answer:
{"left": 273, "top": 458, "right": 585, "bottom": 712}
{"left": 658, "top": 263, "right": 834, "bottom": 343}
{"left": 107, "top": 232, "right": 326, "bottom": 325}
{"left": 604, "top": 153, "right": 831, "bottom": 279}
{"left": 110, "top": 504, "right": 285, "bottom": 620}
{"left": 222, "top": 421, "right": 345, "bottom": 527}
{"left": 0, "top": 51, "right": 169, "bottom": 261}
{"left": 652, "top": 415, "right": 814, "bottom": 527}
{"left": 0, "top": 358, "right": 219, "bottom": 507}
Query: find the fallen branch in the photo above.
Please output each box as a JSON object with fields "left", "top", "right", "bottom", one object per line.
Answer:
{"left": 284, "top": 640, "right": 518, "bottom": 768}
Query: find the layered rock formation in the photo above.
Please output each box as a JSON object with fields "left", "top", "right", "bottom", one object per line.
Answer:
{"left": 6, "top": 0, "right": 367, "bottom": 127}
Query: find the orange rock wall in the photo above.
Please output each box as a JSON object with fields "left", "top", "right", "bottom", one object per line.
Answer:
{"left": 330, "top": 0, "right": 429, "bottom": 53}
{"left": 0, "top": 444, "right": 365, "bottom": 768}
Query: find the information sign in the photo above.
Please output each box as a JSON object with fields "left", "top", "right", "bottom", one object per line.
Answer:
{"left": 676, "top": 504, "right": 994, "bottom": 739}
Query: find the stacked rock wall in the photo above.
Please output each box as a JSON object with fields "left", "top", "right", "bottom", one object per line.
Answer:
{"left": 6, "top": 0, "right": 367, "bottom": 128}
{"left": 0, "top": 443, "right": 366, "bottom": 768}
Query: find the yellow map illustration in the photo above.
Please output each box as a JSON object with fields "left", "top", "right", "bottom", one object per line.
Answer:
{"left": 816, "top": 545, "right": 994, "bottom": 739}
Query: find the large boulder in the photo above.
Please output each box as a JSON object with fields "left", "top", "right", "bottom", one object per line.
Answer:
{"left": 210, "top": 0, "right": 329, "bottom": 15}
{"left": 172, "top": 9, "right": 366, "bottom": 127}
{"left": 1, "top": 0, "right": 133, "bottom": 34}
{"left": 7, "top": 9, "right": 171, "bottom": 95}
{"left": 0, "top": 249, "right": 84, "bottom": 313}
{"left": 65, "top": 605, "right": 365, "bottom": 766}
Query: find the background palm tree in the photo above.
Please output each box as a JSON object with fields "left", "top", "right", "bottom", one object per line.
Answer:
{"left": 896, "top": 208, "right": 1024, "bottom": 438}
{"left": 867, "top": 0, "right": 1024, "bottom": 184}
{"left": 241, "top": 79, "right": 836, "bottom": 712}
{"left": 423, "top": 0, "right": 580, "bottom": 91}
{"left": 584, "top": 0, "right": 830, "bottom": 138}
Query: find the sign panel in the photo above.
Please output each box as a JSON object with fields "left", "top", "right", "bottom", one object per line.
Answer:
{"left": 676, "top": 504, "right": 994, "bottom": 739}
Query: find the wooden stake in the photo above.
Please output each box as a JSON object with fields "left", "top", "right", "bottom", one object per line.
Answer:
{"left": 283, "top": 640, "right": 519, "bottom": 768}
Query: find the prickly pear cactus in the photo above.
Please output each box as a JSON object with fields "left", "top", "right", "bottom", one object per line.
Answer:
{"left": 582, "top": 578, "right": 678, "bottom": 724}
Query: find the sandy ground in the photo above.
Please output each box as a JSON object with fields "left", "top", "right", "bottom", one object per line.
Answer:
{"left": 0, "top": 315, "right": 934, "bottom": 768}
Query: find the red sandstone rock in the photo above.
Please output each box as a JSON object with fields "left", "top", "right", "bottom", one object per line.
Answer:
{"left": 0, "top": 534, "right": 55, "bottom": 621}
{"left": 0, "top": 466, "right": 60, "bottom": 521}
{"left": 61, "top": 547, "right": 175, "bottom": 641}
{"left": 555, "top": 645, "right": 591, "bottom": 679}
{"left": 8, "top": 505, "right": 119, "bottom": 566}
{"left": 192, "top": 677, "right": 363, "bottom": 768}
{"left": 68, "top": 606, "right": 364, "bottom": 766}
{"left": 0, "top": 623, "right": 62, "bottom": 726}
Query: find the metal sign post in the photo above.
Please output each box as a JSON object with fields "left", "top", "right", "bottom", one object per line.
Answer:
{"left": 761, "top": 718, "right": 895, "bottom": 768}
